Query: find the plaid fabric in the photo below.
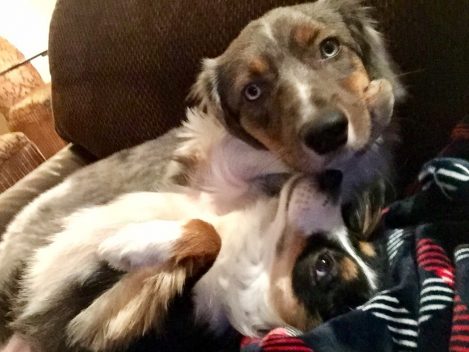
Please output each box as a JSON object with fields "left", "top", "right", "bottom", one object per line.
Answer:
{"left": 241, "top": 118, "right": 469, "bottom": 352}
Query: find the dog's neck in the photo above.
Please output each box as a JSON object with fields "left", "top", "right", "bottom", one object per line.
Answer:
{"left": 170, "top": 109, "right": 290, "bottom": 213}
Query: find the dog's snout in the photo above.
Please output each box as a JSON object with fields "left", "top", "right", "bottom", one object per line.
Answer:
{"left": 318, "top": 169, "right": 343, "bottom": 196}
{"left": 302, "top": 109, "right": 348, "bottom": 155}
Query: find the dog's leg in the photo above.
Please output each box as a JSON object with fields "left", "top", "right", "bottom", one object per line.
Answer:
{"left": 67, "top": 218, "right": 221, "bottom": 352}
{"left": 98, "top": 219, "right": 221, "bottom": 271}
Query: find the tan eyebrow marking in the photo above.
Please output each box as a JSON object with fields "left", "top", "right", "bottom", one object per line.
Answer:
{"left": 339, "top": 257, "right": 359, "bottom": 281}
{"left": 292, "top": 24, "right": 320, "bottom": 48}
{"left": 359, "top": 241, "right": 377, "bottom": 258}
{"left": 248, "top": 57, "right": 270, "bottom": 75}
{"left": 340, "top": 54, "right": 370, "bottom": 95}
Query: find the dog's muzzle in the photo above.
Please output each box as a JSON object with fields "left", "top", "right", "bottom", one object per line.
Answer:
{"left": 301, "top": 108, "right": 348, "bottom": 155}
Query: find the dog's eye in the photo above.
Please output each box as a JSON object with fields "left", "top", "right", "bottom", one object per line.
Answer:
{"left": 320, "top": 38, "right": 341, "bottom": 59}
{"left": 314, "top": 253, "right": 334, "bottom": 282}
{"left": 244, "top": 83, "right": 262, "bottom": 101}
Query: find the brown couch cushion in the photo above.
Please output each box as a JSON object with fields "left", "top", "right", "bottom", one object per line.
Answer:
{"left": 49, "top": 0, "right": 469, "bottom": 187}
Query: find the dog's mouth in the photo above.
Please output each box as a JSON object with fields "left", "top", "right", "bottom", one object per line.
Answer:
{"left": 273, "top": 170, "right": 345, "bottom": 239}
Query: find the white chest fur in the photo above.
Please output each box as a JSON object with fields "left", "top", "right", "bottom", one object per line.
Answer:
{"left": 192, "top": 199, "right": 286, "bottom": 337}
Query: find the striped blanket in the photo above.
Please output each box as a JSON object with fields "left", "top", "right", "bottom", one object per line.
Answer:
{"left": 241, "top": 119, "right": 469, "bottom": 352}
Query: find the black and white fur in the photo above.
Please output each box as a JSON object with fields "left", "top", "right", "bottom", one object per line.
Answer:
{"left": 0, "top": 0, "right": 402, "bottom": 350}
{"left": 4, "top": 111, "right": 378, "bottom": 352}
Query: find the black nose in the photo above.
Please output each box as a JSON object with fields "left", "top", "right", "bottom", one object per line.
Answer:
{"left": 302, "top": 109, "right": 348, "bottom": 155}
{"left": 318, "top": 169, "right": 343, "bottom": 197}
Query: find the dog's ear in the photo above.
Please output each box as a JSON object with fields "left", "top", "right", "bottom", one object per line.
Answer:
{"left": 329, "top": 0, "right": 406, "bottom": 100}
{"left": 187, "top": 58, "right": 222, "bottom": 113}
{"left": 342, "top": 179, "right": 386, "bottom": 242}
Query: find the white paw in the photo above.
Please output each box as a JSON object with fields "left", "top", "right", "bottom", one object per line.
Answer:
{"left": 97, "top": 221, "right": 183, "bottom": 271}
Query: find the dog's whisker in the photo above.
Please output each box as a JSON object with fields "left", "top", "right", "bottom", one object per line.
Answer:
{"left": 394, "top": 68, "right": 425, "bottom": 78}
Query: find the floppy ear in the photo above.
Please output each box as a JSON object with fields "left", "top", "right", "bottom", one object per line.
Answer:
{"left": 329, "top": 0, "right": 406, "bottom": 100}
{"left": 343, "top": 179, "right": 386, "bottom": 242}
{"left": 187, "top": 58, "right": 264, "bottom": 149}
{"left": 187, "top": 58, "right": 222, "bottom": 113}
{"left": 67, "top": 219, "right": 221, "bottom": 351}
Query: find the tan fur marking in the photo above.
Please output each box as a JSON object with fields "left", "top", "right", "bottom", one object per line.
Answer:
{"left": 359, "top": 242, "right": 376, "bottom": 258}
{"left": 339, "top": 257, "right": 359, "bottom": 282}
{"left": 341, "top": 69, "right": 369, "bottom": 95}
{"left": 67, "top": 266, "right": 187, "bottom": 351}
{"left": 67, "top": 220, "right": 221, "bottom": 351}
{"left": 270, "top": 230, "right": 321, "bottom": 330}
{"left": 248, "top": 57, "right": 270, "bottom": 75}
{"left": 336, "top": 52, "right": 372, "bottom": 150}
{"left": 340, "top": 55, "right": 370, "bottom": 96}
{"left": 173, "top": 219, "right": 222, "bottom": 266}
{"left": 240, "top": 118, "right": 299, "bottom": 169}
{"left": 292, "top": 24, "right": 318, "bottom": 47}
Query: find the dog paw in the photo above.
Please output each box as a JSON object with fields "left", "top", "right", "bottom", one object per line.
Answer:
{"left": 364, "top": 79, "right": 395, "bottom": 128}
{"left": 97, "top": 221, "right": 183, "bottom": 271}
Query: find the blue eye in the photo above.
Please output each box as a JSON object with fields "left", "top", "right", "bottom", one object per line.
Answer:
{"left": 244, "top": 83, "right": 262, "bottom": 101}
{"left": 320, "top": 38, "right": 341, "bottom": 59}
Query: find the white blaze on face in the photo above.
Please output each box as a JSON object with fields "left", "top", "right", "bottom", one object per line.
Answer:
{"left": 282, "top": 67, "right": 317, "bottom": 129}
{"left": 260, "top": 19, "right": 276, "bottom": 42}
{"left": 296, "top": 81, "right": 317, "bottom": 126}
{"left": 336, "top": 228, "right": 377, "bottom": 290}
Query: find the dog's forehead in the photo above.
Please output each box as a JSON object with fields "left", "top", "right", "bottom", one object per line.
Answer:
{"left": 220, "top": 4, "right": 357, "bottom": 74}
{"left": 246, "top": 6, "right": 351, "bottom": 50}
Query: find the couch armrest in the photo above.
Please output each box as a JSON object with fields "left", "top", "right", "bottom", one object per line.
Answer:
{"left": 0, "top": 144, "right": 92, "bottom": 235}
{"left": 0, "top": 132, "right": 46, "bottom": 192}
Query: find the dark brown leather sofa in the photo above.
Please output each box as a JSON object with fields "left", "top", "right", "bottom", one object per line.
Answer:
{"left": 0, "top": 0, "right": 467, "bottom": 234}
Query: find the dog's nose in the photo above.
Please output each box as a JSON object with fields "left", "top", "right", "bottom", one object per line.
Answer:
{"left": 318, "top": 169, "right": 343, "bottom": 195}
{"left": 302, "top": 109, "right": 348, "bottom": 155}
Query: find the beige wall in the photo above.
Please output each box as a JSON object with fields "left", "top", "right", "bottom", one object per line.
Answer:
{"left": 0, "top": 0, "right": 57, "bottom": 82}
{"left": 0, "top": 112, "right": 9, "bottom": 135}
{"left": 0, "top": 1, "right": 57, "bottom": 134}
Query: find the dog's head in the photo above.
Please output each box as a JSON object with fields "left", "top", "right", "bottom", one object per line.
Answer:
{"left": 202, "top": 171, "right": 379, "bottom": 336}
{"left": 263, "top": 171, "right": 378, "bottom": 333}
{"left": 189, "top": 0, "right": 403, "bottom": 179}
